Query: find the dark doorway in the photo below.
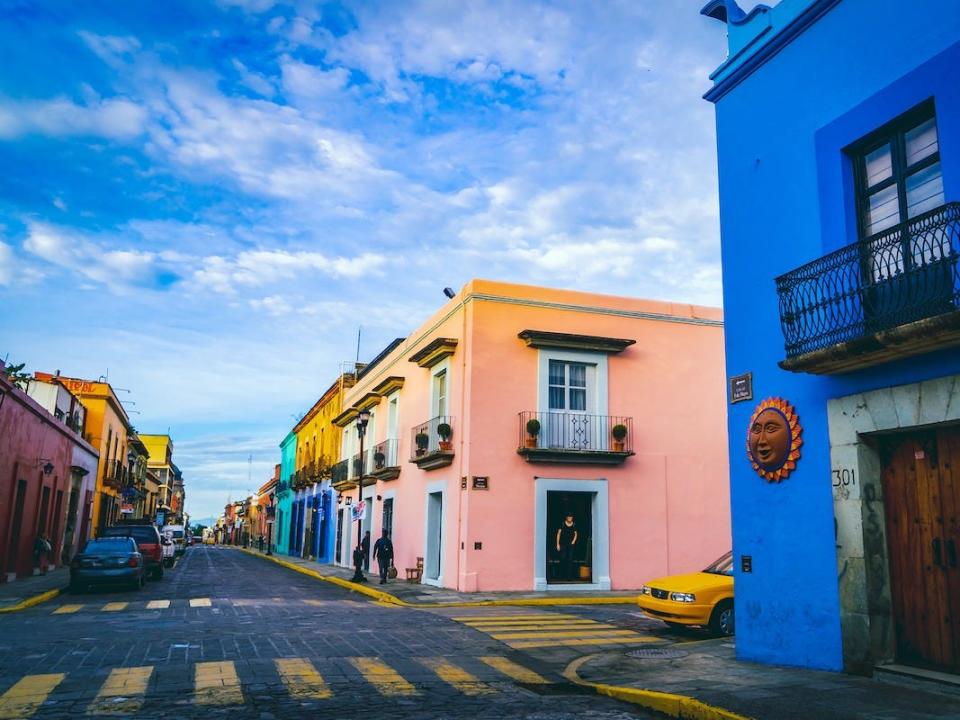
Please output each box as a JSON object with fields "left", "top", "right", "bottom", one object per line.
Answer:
{"left": 546, "top": 491, "right": 593, "bottom": 584}
{"left": 382, "top": 498, "right": 394, "bottom": 539}
{"left": 335, "top": 509, "right": 344, "bottom": 564}
{"left": 881, "top": 427, "right": 960, "bottom": 672}
{"left": 6, "top": 480, "right": 28, "bottom": 577}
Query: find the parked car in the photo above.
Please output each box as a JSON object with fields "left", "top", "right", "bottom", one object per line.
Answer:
{"left": 70, "top": 537, "right": 145, "bottom": 592}
{"left": 638, "top": 551, "right": 735, "bottom": 636}
{"left": 100, "top": 523, "right": 165, "bottom": 580}
{"left": 162, "top": 524, "right": 187, "bottom": 557}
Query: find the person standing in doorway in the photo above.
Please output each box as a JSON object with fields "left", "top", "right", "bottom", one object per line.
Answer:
{"left": 373, "top": 530, "right": 394, "bottom": 585}
{"left": 361, "top": 530, "right": 371, "bottom": 572}
{"left": 555, "top": 514, "right": 578, "bottom": 581}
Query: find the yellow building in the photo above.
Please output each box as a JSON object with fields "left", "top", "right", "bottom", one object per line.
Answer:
{"left": 292, "top": 374, "right": 354, "bottom": 488}
{"left": 140, "top": 434, "right": 177, "bottom": 524}
{"left": 54, "top": 377, "right": 133, "bottom": 534}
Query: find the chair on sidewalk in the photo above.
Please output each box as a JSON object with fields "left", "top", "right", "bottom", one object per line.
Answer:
{"left": 405, "top": 557, "right": 423, "bottom": 583}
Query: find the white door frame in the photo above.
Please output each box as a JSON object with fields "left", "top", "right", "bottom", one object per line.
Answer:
{"left": 534, "top": 477, "right": 610, "bottom": 591}
{"left": 422, "top": 480, "right": 446, "bottom": 587}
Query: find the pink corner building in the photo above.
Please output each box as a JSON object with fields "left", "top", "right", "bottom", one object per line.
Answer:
{"left": 333, "top": 279, "right": 730, "bottom": 592}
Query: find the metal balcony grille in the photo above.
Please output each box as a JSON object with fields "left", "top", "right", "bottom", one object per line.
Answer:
{"left": 371, "top": 438, "right": 399, "bottom": 470}
{"left": 776, "top": 202, "right": 960, "bottom": 358}
{"left": 410, "top": 416, "right": 454, "bottom": 461}
{"left": 518, "top": 411, "right": 633, "bottom": 453}
{"left": 330, "top": 459, "right": 349, "bottom": 484}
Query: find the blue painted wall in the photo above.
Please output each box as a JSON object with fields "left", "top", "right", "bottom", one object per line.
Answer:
{"left": 705, "top": 0, "right": 960, "bottom": 670}
{"left": 275, "top": 431, "right": 297, "bottom": 556}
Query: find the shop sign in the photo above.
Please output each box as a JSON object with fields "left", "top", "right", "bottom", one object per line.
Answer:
{"left": 472, "top": 476, "right": 489, "bottom": 490}
{"left": 120, "top": 502, "right": 134, "bottom": 514}
{"left": 351, "top": 500, "right": 367, "bottom": 522}
{"left": 729, "top": 372, "right": 753, "bottom": 403}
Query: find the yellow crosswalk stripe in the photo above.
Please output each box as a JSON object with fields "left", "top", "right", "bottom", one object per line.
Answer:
{"left": 275, "top": 658, "right": 332, "bottom": 699}
{"left": 349, "top": 658, "right": 418, "bottom": 696}
{"left": 302, "top": 599, "right": 324, "bottom": 607}
{"left": 0, "top": 673, "right": 65, "bottom": 719}
{"left": 490, "top": 628, "right": 639, "bottom": 641}
{"left": 418, "top": 657, "right": 494, "bottom": 696}
{"left": 452, "top": 614, "right": 578, "bottom": 622}
{"left": 507, "top": 635, "right": 661, "bottom": 649}
{"left": 101, "top": 603, "right": 127, "bottom": 612}
{"left": 189, "top": 598, "right": 211, "bottom": 607}
{"left": 53, "top": 604, "right": 83, "bottom": 614}
{"left": 478, "top": 656, "right": 549, "bottom": 684}
{"left": 463, "top": 620, "right": 603, "bottom": 631}
{"left": 146, "top": 600, "right": 170, "bottom": 610}
{"left": 86, "top": 666, "right": 152, "bottom": 715}
{"left": 194, "top": 661, "right": 243, "bottom": 705}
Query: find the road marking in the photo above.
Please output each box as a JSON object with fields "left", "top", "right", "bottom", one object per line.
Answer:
{"left": 52, "top": 604, "right": 83, "bottom": 614}
{"left": 508, "top": 635, "right": 661, "bottom": 649}
{"left": 189, "top": 598, "right": 211, "bottom": 607}
{"left": 302, "top": 599, "right": 324, "bottom": 607}
{"left": 0, "top": 673, "right": 65, "bottom": 719}
{"left": 101, "top": 603, "right": 127, "bottom": 612}
{"left": 451, "top": 614, "right": 579, "bottom": 621}
{"left": 275, "top": 658, "right": 332, "bottom": 699}
{"left": 417, "top": 657, "right": 494, "bottom": 696}
{"left": 463, "top": 620, "right": 604, "bottom": 631}
{"left": 478, "top": 656, "right": 549, "bottom": 684}
{"left": 194, "top": 661, "right": 243, "bottom": 705}
{"left": 349, "top": 658, "right": 418, "bottom": 696}
{"left": 146, "top": 600, "right": 170, "bottom": 610}
{"left": 490, "top": 628, "right": 639, "bottom": 641}
{"left": 86, "top": 666, "right": 153, "bottom": 715}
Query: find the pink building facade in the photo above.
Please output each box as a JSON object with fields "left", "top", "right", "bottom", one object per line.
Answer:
{"left": 333, "top": 280, "right": 731, "bottom": 592}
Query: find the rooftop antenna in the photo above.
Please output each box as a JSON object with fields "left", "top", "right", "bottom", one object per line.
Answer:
{"left": 355, "top": 326, "right": 362, "bottom": 368}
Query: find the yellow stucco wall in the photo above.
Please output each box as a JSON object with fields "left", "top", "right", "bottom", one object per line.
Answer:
{"left": 293, "top": 377, "right": 349, "bottom": 474}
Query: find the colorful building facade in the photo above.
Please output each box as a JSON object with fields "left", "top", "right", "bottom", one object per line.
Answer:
{"left": 702, "top": 0, "right": 960, "bottom": 673}
{"left": 275, "top": 432, "right": 296, "bottom": 556}
{"left": 333, "top": 279, "right": 730, "bottom": 592}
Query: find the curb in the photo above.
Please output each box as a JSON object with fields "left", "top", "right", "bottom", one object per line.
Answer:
{"left": 239, "top": 548, "right": 637, "bottom": 608}
{"left": 563, "top": 654, "right": 753, "bottom": 720}
{"left": 0, "top": 587, "right": 63, "bottom": 614}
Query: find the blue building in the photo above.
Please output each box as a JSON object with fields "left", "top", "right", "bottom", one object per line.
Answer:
{"left": 274, "top": 431, "right": 296, "bottom": 556}
{"left": 702, "top": 0, "right": 960, "bottom": 674}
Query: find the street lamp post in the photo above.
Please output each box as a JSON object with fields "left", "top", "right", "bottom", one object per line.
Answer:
{"left": 350, "top": 409, "right": 371, "bottom": 583}
{"left": 266, "top": 491, "right": 275, "bottom": 556}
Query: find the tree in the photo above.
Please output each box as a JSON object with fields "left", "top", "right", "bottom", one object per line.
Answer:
{"left": 2, "top": 362, "right": 31, "bottom": 390}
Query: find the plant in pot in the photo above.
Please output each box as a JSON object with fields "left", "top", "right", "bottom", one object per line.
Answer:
{"left": 437, "top": 422, "right": 453, "bottom": 452}
{"left": 611, "top": 424, "right": 628, "bottom": 452}
{"left": 415, "top": 432, "right": 429, "bottom": 456}
{"left": 373, "top": 451, "right": 386, "bottom": 469}
{"left": 525, "top": 418, "right": 541, "bottom": 448}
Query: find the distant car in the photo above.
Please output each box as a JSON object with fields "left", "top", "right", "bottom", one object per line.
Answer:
{"left": 638, "top": 551, "right": 735, "bottom": 636}
{"left": 162, "top": 524, "right": 187, "bottom": 556}
{"left": 100, "top": 524, "right": 165, "bottom": 580}
{"left": 70, "top": 537, "right": 145, "bottom": 592}
{"left": 191, "top": 536, "right": 203, "bottom": 545}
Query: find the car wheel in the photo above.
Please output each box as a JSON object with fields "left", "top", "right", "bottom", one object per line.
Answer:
{"left": 709, "top": 600, "right": 735, "bottom": 637}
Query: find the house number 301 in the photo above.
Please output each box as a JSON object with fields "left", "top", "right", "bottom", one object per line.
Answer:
{"left": 832, "top": 469, "right": 856, "bottom": 488}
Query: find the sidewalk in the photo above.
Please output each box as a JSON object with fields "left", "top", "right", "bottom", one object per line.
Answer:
{"left": 566, "top": 639, "right": 960, "bottom": 720}
{"left": 240, "top": 546, "right": 640, "bottom": 605}
{"left": 0, "top": 567, "right": 68, "bottom": 611}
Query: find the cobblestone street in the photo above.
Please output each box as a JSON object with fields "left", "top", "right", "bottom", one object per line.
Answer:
{"left": 0, "top": 547, "right": 657, "bottom": 719}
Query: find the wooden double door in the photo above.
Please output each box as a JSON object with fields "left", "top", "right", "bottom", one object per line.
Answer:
{"left": 882, "top": 427, "right": 960, "bottom": 673}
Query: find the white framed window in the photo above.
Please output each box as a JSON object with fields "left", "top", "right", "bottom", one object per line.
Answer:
{"left": 538, "top": 350, "right": 606, "bottom": 416}
{"left": 431, "top": 360, "right": 450, "bottom": 419}
{"left": 387, "top": 394, "right": 399, "bottom": 439}
{"left": 548, "top": 360, "right": 589, "bottom": 412}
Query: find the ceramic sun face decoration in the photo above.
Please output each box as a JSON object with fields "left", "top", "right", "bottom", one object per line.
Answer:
{"left": 746, "top": 398, "right": 802, "bottom": 482}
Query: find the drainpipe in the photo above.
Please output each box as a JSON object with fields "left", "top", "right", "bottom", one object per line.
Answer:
{"left": 455, "top": 288, "right": 469, "bottom": 591}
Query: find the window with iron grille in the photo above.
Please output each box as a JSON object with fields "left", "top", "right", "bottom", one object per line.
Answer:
{"left": 382, "top": 498, "right": 394, "bottom": 539}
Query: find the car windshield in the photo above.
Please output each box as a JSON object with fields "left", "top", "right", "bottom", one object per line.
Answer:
{"left": 83, "top": 539, "right": 133, "bottom": 553}
{"left": 703, "top": 551, "right": 734, "bottom": 576}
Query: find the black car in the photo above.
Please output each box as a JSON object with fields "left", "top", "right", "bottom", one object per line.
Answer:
{"left": 100, "top": 523, "right": 165, "bottom": 579}
{"left": 70, "top": 537, "right": 145, "bottom": 592}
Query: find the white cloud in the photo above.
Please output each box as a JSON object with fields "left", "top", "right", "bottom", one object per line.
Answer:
{"left": 0, "top": 95, "right": 146, "bottom": 139}
{"left": 0, "top": 242, "right": 13, "bottom": 285}
{"left": 77, "top": 31, "right": 141, "bottom": 66}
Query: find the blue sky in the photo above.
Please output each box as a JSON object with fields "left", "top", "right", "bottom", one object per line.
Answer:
{"left": 0, "top": 0, "right": 729, "bottom": 521}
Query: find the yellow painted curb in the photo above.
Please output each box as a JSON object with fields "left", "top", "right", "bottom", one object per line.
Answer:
{"left": 239, "top": 548, "right": 637, "bottom": 608}
{"left": 563, "top": 655, "right": 752, "bottom": 720}
{"left": 0, "top": 587, "right": 62, "bottom": 614}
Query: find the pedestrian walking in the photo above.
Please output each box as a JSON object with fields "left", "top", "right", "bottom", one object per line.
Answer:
{"left": 33, "top": 534, "right": 52, "bottom": 575}
{"left": 361, "top": 530, "right": 371, "bottom": 572}
{"left": 257, "top": 534, "right": 264, "bottom": 552}
{"left": 373, "top": 530, "right": 394, "bottom": 585}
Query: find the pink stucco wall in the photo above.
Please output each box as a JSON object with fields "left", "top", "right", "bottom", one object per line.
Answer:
{"left": 339, "top": 279, "right": 730, "bottom": 591}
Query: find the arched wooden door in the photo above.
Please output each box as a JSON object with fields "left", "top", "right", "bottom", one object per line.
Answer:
{"left": 881, "top": 428, "right": 960, "bottom": 672}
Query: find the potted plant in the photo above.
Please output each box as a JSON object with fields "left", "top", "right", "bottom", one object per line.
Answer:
{"left": 525, "top": 418, "right": 541, "bottom": 448}
{"left": 415, "top": 432, "right": 429, "bottom": 456}
{"left": 437, "top": 422, "right": 453, "bottom": 452}
{"left": 611, "top": 424, "right": 628, "bottom": 452}
{"left": 373, "top": 451, "right": 386, "bottom": 469}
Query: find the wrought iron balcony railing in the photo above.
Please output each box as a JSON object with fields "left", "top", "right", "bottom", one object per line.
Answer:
{"left": 410, "top": 416, "right": 455, "bottom": 462}
{"left": 518, "top": 411, "right": 633, "bottom": 454}
{"left": 330, "top": 459, "right": 349, "bottom": 485}
{"left": 371, "top": 438, "right": 399, "bottom": 470}
{"left": 776, "top": 202, "right": 960, "bottom": 359}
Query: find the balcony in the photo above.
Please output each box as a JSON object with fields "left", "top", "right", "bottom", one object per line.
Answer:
{"left": 777, "top": 203, "right": 960, "bottom": 374}
{"left": 369, "top": 438, "right": 401, "bottom": 481}
{"left": 409, "top": 416, "right": 455, "bottom": 470}
{"left": 330, "top": 459, "right": 354, "bottom": 492}
{"left": 517, "top": 411, "right": 634, "bottom": 465}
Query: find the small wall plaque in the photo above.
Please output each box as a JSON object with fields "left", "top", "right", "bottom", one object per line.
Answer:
{"left": 729, "top": 372, "right": 753, "bottom": 404}
{"left": 461, "top": 477, "right": 467, "bottom": 489}
{"left": 472, "top": 476, "right": 489, "bottom": 490}
{"left": 741, "top": 555, "right": 752, "bottom": 573}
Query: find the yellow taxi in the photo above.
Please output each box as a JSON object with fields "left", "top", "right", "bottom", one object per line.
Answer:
{"left": 638, "top": 551, "right": 734, "bottom": 636}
